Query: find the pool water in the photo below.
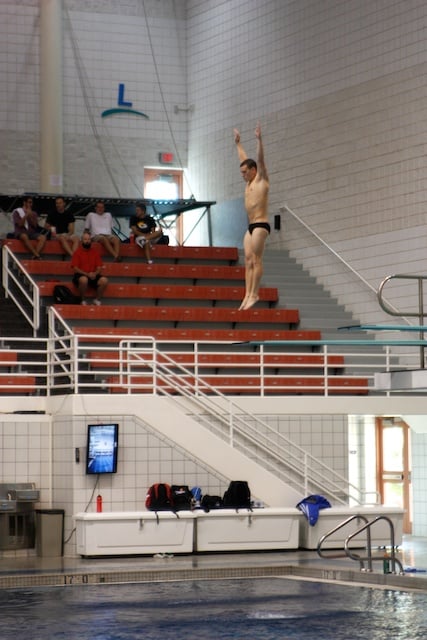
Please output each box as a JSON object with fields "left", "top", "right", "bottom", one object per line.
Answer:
{"left": 0, "top": 577, "right": 425, "bottom": 639}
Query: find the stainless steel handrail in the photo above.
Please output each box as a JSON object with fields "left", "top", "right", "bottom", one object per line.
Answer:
{"left": 317, "top": 513, "right": 405, "bottom": 574}
{"left": 345, "top": 515, "right": 404, "bottom": 575}
{"left": 282, "top": 204, "right": 378, "bottom": 296}
{"left": 317, "top": 514, "right": 370, "bottom": 570}
{"left": 283, "top": 204, "right": 409, "bottom": 320}
{"left": 378, "top": 273, "right": 427, "bottom": 368}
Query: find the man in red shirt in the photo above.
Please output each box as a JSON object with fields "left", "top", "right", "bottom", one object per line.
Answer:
{"left": 71, "top": 231, "right": 108, "bottom": 305}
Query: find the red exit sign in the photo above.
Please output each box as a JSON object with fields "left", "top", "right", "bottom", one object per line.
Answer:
{"left": 159, "top": 152, "right": 174, "bottom": 164}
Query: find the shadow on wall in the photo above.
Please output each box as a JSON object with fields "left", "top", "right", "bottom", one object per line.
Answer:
{"left": 211, "top": 199, "right": 247, "bottom": 248}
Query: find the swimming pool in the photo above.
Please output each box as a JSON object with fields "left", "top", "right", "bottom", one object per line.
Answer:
{"left": 0, "top": 577, "right": 425, "bottom": 639}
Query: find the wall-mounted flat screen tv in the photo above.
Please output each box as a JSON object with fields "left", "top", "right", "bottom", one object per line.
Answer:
{"left": 86, "top": 423, "right": 119, "bottom": 475}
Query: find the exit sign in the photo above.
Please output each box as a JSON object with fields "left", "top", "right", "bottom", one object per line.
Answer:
{"left": 159, "top": 152, "right": 174, "bottom": 164}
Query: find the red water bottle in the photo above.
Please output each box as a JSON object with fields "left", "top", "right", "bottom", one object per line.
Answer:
{"left": 96, "top": 494, "right": 103, "bottom": 512}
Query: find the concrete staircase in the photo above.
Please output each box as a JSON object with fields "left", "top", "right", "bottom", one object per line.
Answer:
{"left": 261, "top": 248, "right": 359, "bottom": 336}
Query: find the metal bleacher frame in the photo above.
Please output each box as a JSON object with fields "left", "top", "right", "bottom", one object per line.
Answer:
{"left": 0, "top": 193, "right": 216, "bottom": 246}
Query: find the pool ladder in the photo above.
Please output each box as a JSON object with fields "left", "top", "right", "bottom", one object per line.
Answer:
{"left": 317, "top": 514, "right": 405, "bottom": 574}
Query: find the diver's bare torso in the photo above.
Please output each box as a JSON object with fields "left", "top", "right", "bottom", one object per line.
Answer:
{"left": 244, "top": 176, "right": 269, "bottom": 225}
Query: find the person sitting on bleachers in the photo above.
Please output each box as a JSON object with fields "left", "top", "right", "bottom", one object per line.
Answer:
{"left": 130, "top": 203, "right": 163, "bottom": 264}
{"left": 45, "top": 196, "right": 79, "bottom": 257}
{"left": 85, "top": 200, "right": 122, "bottom": 262}
{"left": 71, "top": 230, "right": 108, "bottom": 306}
{"left": 12, "top": 196, "right": 47, "bottom": 259}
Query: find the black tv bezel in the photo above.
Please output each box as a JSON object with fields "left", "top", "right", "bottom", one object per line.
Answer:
{"left": 85, "top": 423, "right": 119, "bottom": 475}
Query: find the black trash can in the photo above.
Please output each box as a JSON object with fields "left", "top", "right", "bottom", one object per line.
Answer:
{"left": 35, "top": 509, "right": 64, "bottom": 557}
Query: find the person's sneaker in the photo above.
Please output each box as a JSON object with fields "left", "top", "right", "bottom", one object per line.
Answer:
{"left": 81, "top": 300, "right": 87, "bottom": 306}
{"left": 93, "top": 298, "right": 101, "bottom": 306}
{"left": 147, "top": 259, "right": 153, "bottom": 264}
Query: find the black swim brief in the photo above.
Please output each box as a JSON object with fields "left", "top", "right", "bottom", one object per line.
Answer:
{"left": 248, "top": 222, "right": 271, "bottom": 235}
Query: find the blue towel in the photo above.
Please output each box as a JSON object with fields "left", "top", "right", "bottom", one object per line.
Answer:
{"left": 296, "top": 494, "right": 331, "bottom": 526}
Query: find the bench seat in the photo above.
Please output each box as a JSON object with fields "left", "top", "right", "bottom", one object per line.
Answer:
{"left": 22, "top": 260, "right": 246, "bottom": 284}
{"left": 72, "top": 327, "right": 321, "bottom": 343}
{"left": 86, "top": 350, "right": 345, "bottom": 371}
{"left": 53, "top": 304, "right": 299, "bottom": 328}
{"left": 38, "top": 281, "right": 278, "bottom": 305}
{"left": 105, "top": 374, "right": 368, "bottom": 395}
{"left": 0, "top": 375, "right": 36, "bottom": 394}
{"left": 4, "top": 239, "right": 239, "bottom": 264}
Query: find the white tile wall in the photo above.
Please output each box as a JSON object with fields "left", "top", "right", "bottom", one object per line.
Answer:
{"left": 186, "top": 0, "right": 427, "bottom": 323}
{"left": 411, "top": 431, "right": 427, "bottom": 536}
{"left": 0, "top": 0, "right": 188, "bottom": 196}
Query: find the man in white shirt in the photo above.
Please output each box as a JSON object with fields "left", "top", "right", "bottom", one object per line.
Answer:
{"left": 85, "top": 201, "right": 122, "bottom": 262}
{"left": 12, "top": 196, "right": 47, "bottom": 259}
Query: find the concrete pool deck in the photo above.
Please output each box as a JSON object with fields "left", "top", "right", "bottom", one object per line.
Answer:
{"left": 0, "top": 535, "right": 426, "bottom": 591}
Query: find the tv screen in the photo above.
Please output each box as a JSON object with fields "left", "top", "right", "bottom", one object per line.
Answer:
{"left": 86, "top": 423, "right": 119, "bottom": 475}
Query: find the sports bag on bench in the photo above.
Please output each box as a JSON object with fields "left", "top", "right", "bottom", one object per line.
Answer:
{"left": 53, "top": 284, "right": 81, "bottom": 305}
{"left": 145, "top": 483, "right": 174, "bottom": 511}
{"left": 223, "top": 480, "right": 252, "bottom": 509}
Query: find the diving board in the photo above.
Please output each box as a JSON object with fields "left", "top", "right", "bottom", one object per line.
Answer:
{"left": 339, "top": 324, "right": 427, "bottom": 333}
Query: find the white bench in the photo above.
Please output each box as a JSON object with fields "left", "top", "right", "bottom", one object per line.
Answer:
{"left": 74, "top": 507, "right": 301, "bottom": 556}
{"left": 195, "top": 507, "right": 300, "bottom": 552}
{"left": 74, "top": 511, "right": 195, "bottom": 557}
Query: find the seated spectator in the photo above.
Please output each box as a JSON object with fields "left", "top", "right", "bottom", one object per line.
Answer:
{"left": 12, "top": 196, "right": 47, "bottom": 259}
{"left": 45, "top": 196, "right": 79, "bottom": 257}
{"left": 71, "top": 231, "right": 108, "bottom": 305}
{"left": 130, "top": 203, "right": 163, "bottom": 264}
{"left": 85, "top": 200, "right": 122, "bottom": 262}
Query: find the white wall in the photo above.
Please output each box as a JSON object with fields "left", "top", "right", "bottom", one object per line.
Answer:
{"left": 186, "top": 0, "right": 427, "bottom": 325}
{"left": 0, "top": 0, "right": 188, "bottom": 197}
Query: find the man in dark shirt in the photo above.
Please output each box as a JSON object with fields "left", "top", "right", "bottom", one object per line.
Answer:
{"left": 45, "top": 196, "right": 79, "bottom": 257}
{"left": 129, "top": 203, "right": 163, "bottom": 264}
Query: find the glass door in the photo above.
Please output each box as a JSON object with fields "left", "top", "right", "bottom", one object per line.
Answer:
{"left": 144, "top": 168, "right": 183, "bottom": 245}
{"left": 376, "top": 417, "right": 412, "bottom": 533}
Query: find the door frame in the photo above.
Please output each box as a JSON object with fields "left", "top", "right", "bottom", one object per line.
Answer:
{"left": 376, "top": 417, "right": 412, "bottom": 534}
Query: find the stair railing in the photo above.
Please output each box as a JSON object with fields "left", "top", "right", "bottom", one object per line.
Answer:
{"left": 47, "top": 306, "right": 373, "bottom": 504}
{"left": 123, "top": 340, "right": 381, "bottom": 505}
{"left": 282, "top": 204, "right": 410, "bottom": 322}
{"left": 2, "top": 244, "right": 40, "bottom": 335}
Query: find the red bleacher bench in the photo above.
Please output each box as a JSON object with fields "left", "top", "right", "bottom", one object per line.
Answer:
{"left": 3, "top": 239, "right": 239, "bottom": 263}
{"left": 73, "top": 327, "right": 321, "bottom": 342}
{"left": 0, "top": 375, "right": 36, "bottom": 394}
{"left": 53, "top": 304, "right": 299, "bottom": 326}
{"left": 0, "top": 351, "right": 18, "bottom": 364}
{"left": 86, "top": 351, "right": 344, "bottom": 370}
{"left": 38, "top": 281, "right": 279, "bottom": 304}
{"left": 22, "top": 260, "right": 246, "bottom": 282}
{"left": 105, "top": 374, "right": 368, "bottom": 395}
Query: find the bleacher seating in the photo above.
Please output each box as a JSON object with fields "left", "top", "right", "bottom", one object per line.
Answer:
{"left": 2, "top": 237, "right": 370, "bottom": 395}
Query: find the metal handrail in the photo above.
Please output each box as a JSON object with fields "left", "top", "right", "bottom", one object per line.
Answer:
{"left": 378, "top": 273, "right": 427, "bottom": 368}
{"left": 345, "top": 515, "right": 404, "bottom": 575}
{"left": 317, "top": 513, "right": 404, "bottom": 574}
{"left": 46, "top": 308, "right": 374, "bottom": 505}
{"left": 282, "top": 204, "right": 407, "bottom": 319}
{"left": 2, "top": 244, "right": 41, "bottom": 335}
{"left": 317, "top": 515, "right": 370, "bottom": 570}
{"left": 282, "top": 204, "right": 378, "bottom": 296}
